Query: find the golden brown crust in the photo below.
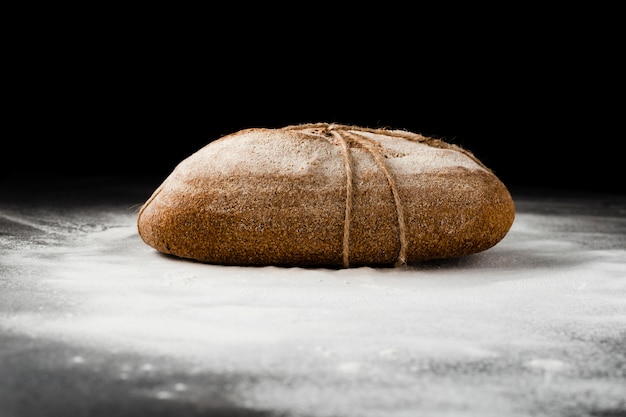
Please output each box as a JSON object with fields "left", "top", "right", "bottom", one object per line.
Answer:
{"left": 137, "top": 123, "right": 515, "bottom": 267}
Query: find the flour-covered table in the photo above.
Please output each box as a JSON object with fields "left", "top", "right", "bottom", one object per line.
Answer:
{"left": 1, "top": 174, "right": 624, "bottom": 417}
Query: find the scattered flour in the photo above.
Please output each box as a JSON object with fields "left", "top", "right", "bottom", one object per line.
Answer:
{"left": 1, "top": 195, "right": 625, "bottom": 417}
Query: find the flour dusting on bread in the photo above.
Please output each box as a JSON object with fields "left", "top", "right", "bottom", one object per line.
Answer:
{"left": 137, "top": 123, "right": 515, "bottom": 268}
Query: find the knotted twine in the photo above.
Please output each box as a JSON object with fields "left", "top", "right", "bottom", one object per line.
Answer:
{"left": 284, "top": 123, "right": 421, "bottom": 268}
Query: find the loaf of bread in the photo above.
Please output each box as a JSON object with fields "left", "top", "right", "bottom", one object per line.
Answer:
{"left": 137, "top": 123, "right": 515, "bottom": 268}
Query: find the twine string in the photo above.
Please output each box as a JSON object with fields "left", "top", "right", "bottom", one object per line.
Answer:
{"left": 344, "top": 131, "right": 408, "bottom": 267}
{"left": 329, "top": 129, "right": 353, "bottom": 268}
{"left": 294, "top": 123, "right": 409, "bottom": 267}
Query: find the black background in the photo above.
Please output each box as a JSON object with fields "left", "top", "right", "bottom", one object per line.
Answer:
{"left": 4, "top": 7, "right": 623, "bottom": 196}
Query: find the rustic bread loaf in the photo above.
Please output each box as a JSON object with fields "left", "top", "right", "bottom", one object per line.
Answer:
{"left": 137, "top": 123, "right": 515, "bottom": 268}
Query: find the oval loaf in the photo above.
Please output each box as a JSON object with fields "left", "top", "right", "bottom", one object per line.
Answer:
{"left": 137, "top": 123, "right": 515, "bottom": 268}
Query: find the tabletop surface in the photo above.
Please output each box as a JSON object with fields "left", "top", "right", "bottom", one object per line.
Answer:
{"left": 1, "top": 175, "right": 625, "bottom": 417}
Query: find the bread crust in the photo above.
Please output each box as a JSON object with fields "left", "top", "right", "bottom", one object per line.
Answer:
{"left": 137, "top": 123, "right": 515, "bottom": 267}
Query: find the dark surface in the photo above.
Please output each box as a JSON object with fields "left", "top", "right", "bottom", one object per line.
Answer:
{"left": 0, "top": 334, "right": 280, "bottom": 417}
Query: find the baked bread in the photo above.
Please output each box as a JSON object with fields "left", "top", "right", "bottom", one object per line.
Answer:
{"left": 137, "top": 123, "right": 515, "bottom": 268}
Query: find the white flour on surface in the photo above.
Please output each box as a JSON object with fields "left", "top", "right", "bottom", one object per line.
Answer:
{"left": 1, "top": 192, "right": 625, "bottom": 417}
